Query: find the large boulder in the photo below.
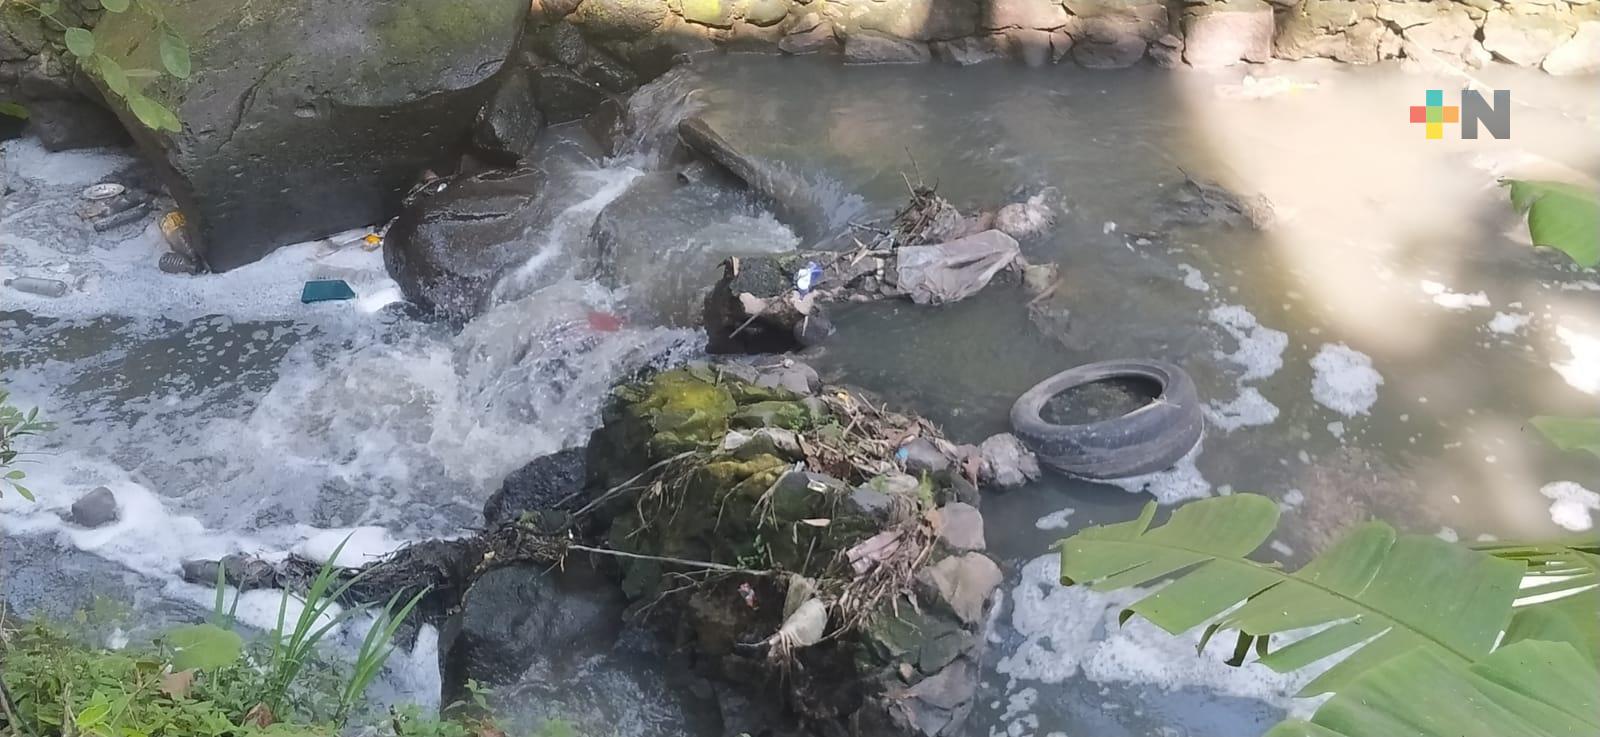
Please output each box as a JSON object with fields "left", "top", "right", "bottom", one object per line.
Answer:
{"left": 841, "top": 0, "right": 984, "bottom": 41}
{"left": 1182, "top": 0, "right": 1274, "bottom": 67}
{"left": 1543, "top": 21, "right": 1600, "bottom": 75}
{"left": 383, "top": 167, "right": 549, "bottom": 320}
{"left": 1482, "top": 7, "right": 1575, "bottom": 67}
{"left": 94, "top": 0, "right": 529, "bottom": 271}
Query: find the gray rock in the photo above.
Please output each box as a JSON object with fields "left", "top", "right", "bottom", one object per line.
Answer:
{"left": 533, "top": 66, "right": 609, "bottom": 124}
{"left": 846, "top": 0, "right": 982, "bottom": 41}
{"left": 1148, "top": 32, "right": 1185, "bottom": 67}
{"left": 68, "top": 486, "right": 119, "bottom": 528}
{"left": 979, "top": 433, "right": 1041, "bottom": 488}
{"left": 934, "top": 502, "right": 986, "bottom": 551}
{"left": 571, "top": 0, "right": 671, "bottom": 39}
{"left": 1483, "top": 8, "right": 1575, "bottom": 67}
{"left": 1005, "top": 28, "right": 1055, "bottom": 66}
{"left": 986, "top": 0, "right": 1070, "bottom": 30}
{"left": 383, "top": 168, "right": 548, "bottom": 320}
{"left": 678, "top": 116, "right": 833, "bottom": 240}
{"left": 897, "top": 657, "right": 979, "bottom": 736}
{"left": 1544, "top": 21, "right": 1600, "bottom": 75}
{"left": 843, "top": 31, "right": 934, "bottom": 63}
{"left": 483, "top": 447, "right": 588, "bottom": 526}
{"left": 994, "top": 190, "right": 1056, "bottom": 240}
{"left": 179, "top": 554, "right": 281, "bottom": 591}
{"left": 1072, "top": 26, "right": 1151, "bottom": 68}
{"left": 932, "top": 35, "right": 1008, "bottom": 64}
{"left": 743, "top": 0, "right": 791, "bottom": 26}
{"left": 473, "top": 67, "right": 545, "bottom": 165}
{"left": 919, "top": 553, "right": 1002, "bottom": 624}
{"left": 901, "top": 437, "right": 951, "bottom": 474}
{"left": 1182, "top": 0, "right": 1274, "bottom": 67}
{"left": 92, "top": 0, "right": 529, "bottom": 271}
{"left": 1400, "top": 5, "right": 1478, "bottom": 61}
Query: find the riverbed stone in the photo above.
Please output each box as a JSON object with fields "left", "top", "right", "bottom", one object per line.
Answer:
{"left": 979, "top": 433, "right": 1041, "bottom": 488}
{"left": 1543, "top": 20, "right": 1600, "bottom": 74}
{"left": 572, "top": 0, "right": 672, "bottom": 38}
{"left": 67, "top": 486, "right": 119, "bottom": 528}
{"left": 91, "top": 0, "right": 528, "bottom": 271}
{"left": 483, "top": 447, "right": 588, "bottom": 526}
{"left": 931, "top": 35, "right": 1009, "bottom": 64}
{"left": 1483, "top": 7, "right": 1575, "bottom": 66}
{"left": 919, "top": 553, "right": 1002, "bottom": 624}
{"left": 742, "top": 0, "right": 792, "bottom": 26}
{"left": 1005, "top": 28, "right": 1056, "bottom": 65}
{"left": 683, "top": 0, "right": 738, "bottom": 26}
{"left": 845, "top": 0, "right": 982, "bottom": 41}
{"left": 1398, "top": 4, "right": 1479, "bottom": 61}
{"left": 533, "top": 66, "right": 611, "bottom": 123}
{"left": 1182, "top": 0, "right": 1274, "bottom": 67}
{"left": 472, "top": 67, "right": 544, "bottom": 165}
{"left": 780, "top": 20, "right": 840, "bottom": 52}
{"left": 26, "top": 99, "right": 130, "bottom": 152}
{"left": 933, "top": 503, "right": 985, "bottom": 551}
{"left": 383, "top": 167, "right": 548, "bottom": 320}
{"left": 1072, "top": 17, "right": 1158, "bottom": 67}
{"left": 986, "top": 0, "right": 1071, "bottom": 30}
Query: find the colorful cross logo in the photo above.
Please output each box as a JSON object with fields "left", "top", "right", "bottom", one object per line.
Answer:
{"left": 1410, "top": 90, "right": 1460, "bottom": 140}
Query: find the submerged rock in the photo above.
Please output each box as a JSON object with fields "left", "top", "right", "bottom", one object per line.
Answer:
{"left": 92, "top": 0, "right": 529, "bottom": 270}
{"left": 383, "top": 167, "right": 549, "bottom": 320}
{"left": 66, "top": 486, "right": 119, "bottom": 528}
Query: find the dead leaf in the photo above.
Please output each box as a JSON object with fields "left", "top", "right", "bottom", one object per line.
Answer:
{"left": 243, "top": 703, "right": 275, "bottom": 729}
{"left": 799, "top": 518, "right": 831, "bottom": 527}
{"left": 159, "top": 669, "right": 195, "bottom": 699}
{"left": 846, "top": 530, "right": 904, "bottom": 575}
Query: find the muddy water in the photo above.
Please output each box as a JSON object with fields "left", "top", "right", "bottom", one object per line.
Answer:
{"left": 4, "top": 56, "right": 1600, "bottom": 737}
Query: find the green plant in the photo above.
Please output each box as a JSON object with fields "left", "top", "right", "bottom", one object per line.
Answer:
{"left": 1055, "top": 494, "right": 1599, "bottom": 737}
{"left": 337, "top": 586, "right": 429, "bottom": 723}
{"left": 1533, "top": 416, "right": 1600, "bottom": 461}
{"left": 0, "top": 388, "right": 51, "bottom": 501}
{"left": 4, "top": 0, "right": 186, "bottom": 131}
{"left": 1505, "top": 179, "right": 1600, "bottom": 269}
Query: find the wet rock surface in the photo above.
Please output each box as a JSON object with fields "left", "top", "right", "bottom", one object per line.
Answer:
{"left": 383, "top": 167, "right": 550, "bottom": 320}
{"left": 66, "top": 486, "right": 120, "bottom": 528}
{"left": 90, "top": 0, "right": 529, "bottom": 271}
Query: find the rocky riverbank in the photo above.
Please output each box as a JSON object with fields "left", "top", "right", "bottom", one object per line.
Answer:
{"left": 6, "top": 0, "right": 1598, "bottom": 276}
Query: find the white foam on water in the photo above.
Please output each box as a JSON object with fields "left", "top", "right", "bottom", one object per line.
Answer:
{"left": 1326, "top": 421, "right": 1345, "bottom": 439}
{"left": 1034, "top": 507, "right": 1076, "bottom": 531}
{"left": 1310, "top": 343, "right": 1384, "bottom": 416}
{"left": 1209, "top": 305, "right": 1287, "bottom": 382}
{"left": 1104, "top": 442, "right": 1211, "bottom": 504}
{"left": 1, "top": 138, "right": 133, "bottom": 186}
{"left": 1419, "top": 279, "right": 1490, "bottom": 310}
{"left": 294, "top": 527, "right": 410, "bottom": 568}
{"left": 999, "top": 554, "right": 1315, "bottom": 706}
{"left": 1177, "top": 264, "right": 1211, "bottom": 292}
{"left": 1487, "top": 312, "right": 1530, "bottom": 335}
{"left": 1552, "top": 324, "right": 1600, "bottom": 396}
{"left": 1540, "top": 482, "right": 1600, "bottom": 532}
{"left": 1205, "top": 387, "right": 1281, "bottom": 431}
{"left": 1206, "top": 304, "right": 1286, "bottom": 432}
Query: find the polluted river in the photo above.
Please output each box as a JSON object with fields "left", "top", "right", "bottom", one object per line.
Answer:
{"left": 4, "top": 55, "right": 1600, "bottom": 737}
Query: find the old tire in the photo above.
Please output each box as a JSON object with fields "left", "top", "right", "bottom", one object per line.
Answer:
{"left": 1010, "top": 360, "right": 1203, "bottom": 479}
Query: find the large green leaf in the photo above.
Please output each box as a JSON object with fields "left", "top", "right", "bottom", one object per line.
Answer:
{"left": 165, "top": 623, "right": 242, "bottom": 670}
{"left": 1266, "top": 639, "right": 1600, "bottom": 737}
{"left": 1476, "top": 539, "right": 1600, "bottom": 662}
{"left": 1505, "top": 180, "right": 1600, "bottom": 268}
{"left": 1057, "top": 495, "right": 1524, "bottom": 696}
{"left": 1531, "top": 416, "right": 1600, "bottom": 460}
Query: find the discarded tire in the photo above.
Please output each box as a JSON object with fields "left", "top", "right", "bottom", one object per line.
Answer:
{"left": 1010, "top": 359, "right": 1203, "bottom": 479}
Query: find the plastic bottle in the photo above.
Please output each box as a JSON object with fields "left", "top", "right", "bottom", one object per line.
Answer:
{"left": 5, "top": 276, "right": 69, "bottom": 297}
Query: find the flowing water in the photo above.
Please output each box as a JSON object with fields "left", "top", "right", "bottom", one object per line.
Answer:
{"left": 4, "top": 56, "right": 1600, "bottom": 737}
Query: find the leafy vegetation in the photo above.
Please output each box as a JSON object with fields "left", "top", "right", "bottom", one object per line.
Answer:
{"left": 2, "top": 0, "right": 185, "bottom": 131}
{"left": 1055, "top": 494, "right": 1599, "bottom": 737}
{"left": 0, "top": 389, "right": 50, "bottom": 501}
{"left": 0, "top": 538, "right": 457, "bottom": 736}
{"left": 1533, "top": 416, "right": 1600, "bottom": 461}
{"left": 1505, "top": 179, "right": 1600, "bottom": 269}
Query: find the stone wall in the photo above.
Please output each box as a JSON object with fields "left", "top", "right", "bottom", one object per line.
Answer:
{"left": 539, "top": 0, "right": 1600, "bottom": 73}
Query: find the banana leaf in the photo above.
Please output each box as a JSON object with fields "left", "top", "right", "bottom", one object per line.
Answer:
{"left": 1265, "top": 639, "right": 1600, "bottom": 737}
{"left": 1056, "top": 495, "right": 1525, "bottom": 695}
{"left": 1505, "top": 179, "right": 1599, "bottom": 268}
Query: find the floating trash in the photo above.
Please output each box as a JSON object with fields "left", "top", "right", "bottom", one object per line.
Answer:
{"left": 794, "top": 261, "right": 823, "bottom": 293}
{"left": 300, "top": 279, "right": 356, "bottom": 303}
{"left": 5, "top": 276, "right": 69, "bottom": 297}
{"left": 81, "top": 182, "right": 126, "bottom": 201}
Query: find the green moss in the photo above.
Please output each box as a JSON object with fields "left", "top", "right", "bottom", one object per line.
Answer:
{"left": 732, "top": 400, "right": 817, "bottom": 432}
